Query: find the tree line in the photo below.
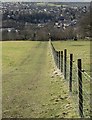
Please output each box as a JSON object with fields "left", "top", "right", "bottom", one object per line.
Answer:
{"left": 2, "top": 9, "right": 91, "bottom": 41}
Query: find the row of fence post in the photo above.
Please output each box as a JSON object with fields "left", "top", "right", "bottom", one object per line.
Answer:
{"left": 50, "top": 42, "right": 83, "bottom": 118}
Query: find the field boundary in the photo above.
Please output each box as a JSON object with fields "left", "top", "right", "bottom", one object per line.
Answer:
{"left": 49, "top": 40, "right": 91, "bottom": 118}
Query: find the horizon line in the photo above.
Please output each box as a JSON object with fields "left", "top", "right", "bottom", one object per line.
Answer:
{"left": 0, "top": 1, "right": 92, "bottom": 3}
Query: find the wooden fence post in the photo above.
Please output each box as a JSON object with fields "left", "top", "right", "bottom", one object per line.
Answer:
{"left": 78, "top": 59, "right": 83, "bottom": 117}
{"left": 69, "top": 54, "right": 73, "bottom": 92}
{"left": 58, "top": 51, "right": 60, "bottom": 69}
{"left": 64, "top": 49, "right": 67, "bottom": 79}
{"left": 61, "top": 51, "right": 63, "bottom": 72}
{"left": 56, "top": 51, "right": 58, "bottom": 68}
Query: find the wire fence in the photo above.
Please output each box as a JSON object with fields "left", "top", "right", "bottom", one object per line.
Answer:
{"left": 50, "top": 40, "right": 91, "bottom": 118}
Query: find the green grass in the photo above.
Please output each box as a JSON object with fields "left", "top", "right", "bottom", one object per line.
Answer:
{"left": 37, "top": 3, "right": 61, "bottom": 7}
{"left": 2, "top": 41, "right": 78, "bottom": 118}
{"left": 52, "top": 40, "right": 90, "bottom": 75}
{"left": 52, "top": 40, "right": 91, "bottom": 117}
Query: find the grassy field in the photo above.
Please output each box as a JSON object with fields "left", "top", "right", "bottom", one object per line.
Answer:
{"left": 36, "top": 3, "right": 61, "bottom": 7}
{"left": 2, "top": 41, "right": 78, "bottom": 118}
{"left": 52, "top": 40, "right": 90, "bottom": 75}
{"left": 52, "top": 40, "right": 91, "bottom": 117}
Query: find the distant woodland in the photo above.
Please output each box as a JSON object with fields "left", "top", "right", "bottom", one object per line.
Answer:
{"left": 1, "top": 2, "right": 91, "bottom": 41}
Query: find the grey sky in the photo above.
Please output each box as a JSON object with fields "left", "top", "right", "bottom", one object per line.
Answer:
{"left": 1, "top": 0, "right": 92, "bottom": 2}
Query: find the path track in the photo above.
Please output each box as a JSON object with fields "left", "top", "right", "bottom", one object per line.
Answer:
{"left": 2, "top": 41, "right": 78, "bottom": 118}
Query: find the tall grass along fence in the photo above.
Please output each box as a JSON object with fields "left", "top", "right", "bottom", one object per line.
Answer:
{"left": 50, "top": 41, "right": 91, "bottom": 118}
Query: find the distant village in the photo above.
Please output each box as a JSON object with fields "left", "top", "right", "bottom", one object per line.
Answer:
{"left": 0, "top": 2, "right": 91, "bottom": 40}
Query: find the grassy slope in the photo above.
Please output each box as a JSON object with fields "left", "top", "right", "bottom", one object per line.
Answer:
{"left": 52, "top": 40, "right": 91, "bottom": 117}
{"left": 2, "top": 41, "right": 78, "bottom": 118}
{"left": 36, "top": 3, "right": 61, "bottom": 7}
{"left": 52, "top": 40, "right": 90, "bottom": 75}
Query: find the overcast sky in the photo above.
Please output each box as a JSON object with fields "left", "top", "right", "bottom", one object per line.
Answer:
{"left": 1, "top": 0, "right": 91, "bottom": 2}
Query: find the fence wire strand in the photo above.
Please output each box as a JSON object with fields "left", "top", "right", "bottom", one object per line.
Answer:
{"left": 50, "top": 41, "right": 90, "bottom": 118}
